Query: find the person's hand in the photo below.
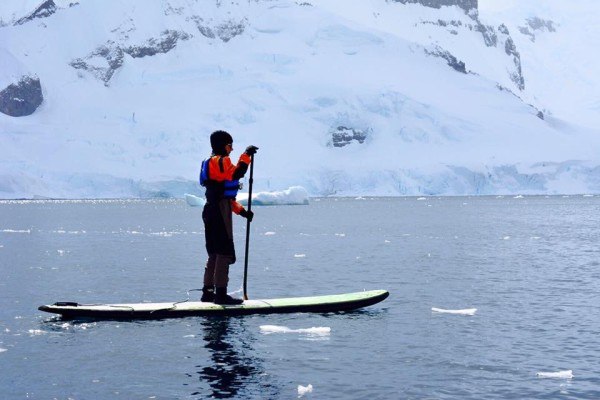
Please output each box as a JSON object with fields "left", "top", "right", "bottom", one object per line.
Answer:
{"left": 240, "top": 209, "right": 254, "bottom": 222}
{"left": 245, "top": 145, "right": 258, "bottom": 156}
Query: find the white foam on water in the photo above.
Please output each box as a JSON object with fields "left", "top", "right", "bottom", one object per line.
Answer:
{"left": 583, "top": 194, "right": 594, "bottom": 197}
{"left": 432, "top": 307, "right": 477, "bottom": 316}
{"left": 417, "top": 197, "right": 427, "bottom": 200}
{"left": 2, "top": 229, "right": 31, "bottom": 233}
{"left": 57, "top": 249, "right": 66, "bottom": 256}
{"left": 294, "top": 254, "right": 306, "bottom": 258}
{"left": 260, "top": 325, "right": 331, "bottom": 336}
{"left": 335, "top": 233, "right": 345, "bottom": 237}
{"left": 537, "top": 370, "right": 573, "bottom": 379}
{"left": 298, "top": 384, "right": 313, "bottom": 397}
{"left": 28, "top": 329, "right": 46, "bottom": 336}
{"left": 514, "top": 195, "right": 524, "bottom": 199}
{"left": 264, "top": 231, "right": 276, "bottom": 236}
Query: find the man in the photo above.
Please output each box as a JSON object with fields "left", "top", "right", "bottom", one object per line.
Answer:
{"left": 200, "top": 130, "right": 258, "bottom": 305}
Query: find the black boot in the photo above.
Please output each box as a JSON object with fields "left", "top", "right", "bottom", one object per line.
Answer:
{"left": 214, "top": 287, "right": 243, "bottom": 305}
{"left": 201, "top": 286, "right": 215, "bottom": 302}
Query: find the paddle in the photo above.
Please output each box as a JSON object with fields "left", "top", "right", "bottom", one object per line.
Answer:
{"left": 242, "top": 153, "right": 254, "bottom": 300}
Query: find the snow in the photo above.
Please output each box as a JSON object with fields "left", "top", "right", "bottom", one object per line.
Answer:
{"left": 0, "top": 0, "right": 599, "bottom": 198}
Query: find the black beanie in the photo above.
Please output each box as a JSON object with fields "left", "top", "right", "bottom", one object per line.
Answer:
{"left": 210, "top": 130, "right": 233, "bottom": 156}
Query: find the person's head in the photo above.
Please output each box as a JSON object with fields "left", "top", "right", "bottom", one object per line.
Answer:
{"left": 210, "top": 130, "right": 233, "bottom": 156}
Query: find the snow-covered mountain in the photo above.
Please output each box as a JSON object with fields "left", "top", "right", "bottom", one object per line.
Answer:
{"left": 1, "top": 0, "right": 599, "bottom": 198}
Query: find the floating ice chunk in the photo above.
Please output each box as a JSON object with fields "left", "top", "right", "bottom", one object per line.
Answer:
{"left": 57, "top": 249, "right": 65, "bottom": 256}
{"left": 294, "top": 254, "right": 306, "bottom": 258}
{"left": 185, "top": 194, "right": 206, "bottom": 207}
{"left": 28, "top": 329, "right": 45, "bottom": 335}
{"left": 298, "top": 384, "right": 313, "bottom": 397}
{"left": 0, "top": 348, "right": 7, "bottom": 353}
{"left": 537, "top": 370, "right": 573, "bottom": 379}
{"left": 513, "top": 195, "right": 524, "bottom": 199}
{"left": 503, "top": 236, "right": 511, "bottom": 240}
{"left": 260, "top": 325, "right": 330, "bottom": 335}
{"left": 583, "top": 194, "right": 594, "bottom": 197}
{"left": 335, "top": 233, "right": 345, "bottom": 237}
{"left": 2, "top": 229, "right": 31, "bottom": 233}
{"left": 431, "top": 307, "right": 477, "bottom": 315}
{"left": 264, "top": 231, "right": 276, "bottom": 236}
{"left": 238, "top": 186, "right": 309, "bottom": 206}
{"left": 417, "top": 197, "right": 426, "bottom": 201}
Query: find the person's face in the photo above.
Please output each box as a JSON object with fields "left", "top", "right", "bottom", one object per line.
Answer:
{"left": 225, "top": 143, "right": 233, "bottom": 156}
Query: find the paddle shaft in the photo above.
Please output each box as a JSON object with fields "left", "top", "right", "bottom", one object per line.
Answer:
{"left": 242, "top": 154, "right": 254, "bottom": 300}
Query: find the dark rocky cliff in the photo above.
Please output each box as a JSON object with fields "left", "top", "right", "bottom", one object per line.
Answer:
{"left": 392, "top": 0, "right": 477, "bottom": 12}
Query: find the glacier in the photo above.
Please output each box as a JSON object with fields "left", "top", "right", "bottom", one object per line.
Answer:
{"left": 0, "top": 0, "right": 599, "bottom": 198}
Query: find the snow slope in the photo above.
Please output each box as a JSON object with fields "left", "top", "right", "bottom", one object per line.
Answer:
{"left": 0, "top": 0, "right": 598, "bottom": 198}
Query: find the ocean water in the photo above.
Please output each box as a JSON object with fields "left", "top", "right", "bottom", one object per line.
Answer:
{"left": 0, "top": 196, "right": 599, "bottom": 399}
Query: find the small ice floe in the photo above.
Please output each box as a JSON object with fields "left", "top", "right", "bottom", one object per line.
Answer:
{"left": 513, "top": 195, "right": 524, "bottom": 199}
{"left": 2, "top": 229, "right": 31, "bottom": 233}
{"left": 536, "top": 370, "right": 573, "bottom": 379}
{"left": 294, "top": 254, "right": 306, "bottom": 258}
{"left": 417, "top": 197, "right": 426, "bottom": 201}
{"left": 28, "top": 329, "right": 46, "bottom": 336}
{"left": 432, "top": 307, "right": 477, "bottom": 316}
{"left": 57, "top": 250, "right": 66, "bottom": 256}
{"left": 184, "top": 194, "right": 206, "bottom": 207}
{"left": 238, "top": 186, "right": 309, "bottom": 206}
{"left": 0, "top": 348, "right": 7, "bottom": 353}
{"left": 502, "top": 236, "right": 511, "bottom": 240}
{"left": 583, "top": 194, "right": 594, "bottom": 197}
{"left": 355, "top": 196, "right": 366, "bottom": 200}
{"left": 298, "top": 384, "right": 313, "bottom": 397}
{"left": 260, "top": 325, "right": 330, "bottom": 336}
{"left": 264, "top": 231, "right": 276, "bottom": 236}
{"left": 335, "top": 233, "right": 345, "bottom": 237}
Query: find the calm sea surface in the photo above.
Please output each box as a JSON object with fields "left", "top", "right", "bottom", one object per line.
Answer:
{"left": 0, "top": 196, "right": 599, "bottom": 399}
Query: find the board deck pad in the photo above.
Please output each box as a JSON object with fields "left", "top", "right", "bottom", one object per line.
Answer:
{"left": 38, "top": 290, "right": 389, "bottom": 320}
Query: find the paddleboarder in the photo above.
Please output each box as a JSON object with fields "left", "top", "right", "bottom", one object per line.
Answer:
{"left": 199, "top": 130, "right": 258, "bottom": 305}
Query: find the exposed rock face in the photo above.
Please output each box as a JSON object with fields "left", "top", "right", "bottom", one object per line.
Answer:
{"left": 70, "top": 41, "right": 125, "bottom": 85}
{"left": 70, "top": 30, "right": 191, "bottom": 85}
{"left": 424, "top": 46, "right": 466, "bottom": 73}
{"left": 191, "top": 16, "right": 247, "bottom": 42}
{"left": 518, "top": 17, "right": 557, "bottom": 42}
{"left": 421, "top": 17, "right": 525, "bottom": 90}
{"left": 125, "top": 30, "right": 192, "bottom": 57}
{"left": 0, "top": 76, "right": 44, "bottom": 117}
{"left": 393, "top": 0, "right": 477, "bottom": 12}
{"left": 330, "top": 126, "right": 369, "bottom": 147}
{"left": 15, "top": 0, "right": 57, "bottom": 25}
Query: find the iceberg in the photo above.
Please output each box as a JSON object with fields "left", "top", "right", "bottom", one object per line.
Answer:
{"left": 184, "top": 193, "right": 206, "bottom": 207}
{"left": 536, "top": 370, "right": 573, "bottom": 379}
{"left": 431, "top": 307, "right": 477, "bottom": 315}
{"left": 237, "top": 186, "right": 309, "bottom": 206}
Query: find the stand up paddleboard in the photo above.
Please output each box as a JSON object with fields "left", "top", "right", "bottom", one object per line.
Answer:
{"left": 38, "top": 290, "right": 389, "bottom": 320}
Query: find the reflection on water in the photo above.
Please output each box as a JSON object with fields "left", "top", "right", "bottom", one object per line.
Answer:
{"left": 190, "top": 317, "right": 280, "bottom": 399}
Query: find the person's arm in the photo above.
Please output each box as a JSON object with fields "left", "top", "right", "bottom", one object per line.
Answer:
{"left": 231, "top": 200, "right": 253, "bottom": 221}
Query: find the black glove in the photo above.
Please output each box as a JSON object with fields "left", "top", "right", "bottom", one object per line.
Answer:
{"left": 245, "top": 145, "right": 259, "bottom": 156}
{"left": 240, "top": 209, "right": 254, "bottom": 222}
